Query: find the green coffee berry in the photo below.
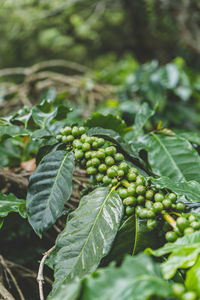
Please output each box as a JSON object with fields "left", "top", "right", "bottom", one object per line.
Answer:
{"left": 96, "top": 173, "right": 104, "bottom": 182}
{"left": 114, "top": 153, "right": 124, "bottom": 162}
{"left": 172, "top": 283, "right": 185, "bottom": 297}
{"left": 56, "top": 134, "right": 63, "bottom": 141}
{"left": 85, "top": 151, "right": 92, "bottom": 159}
{"left": 96, "top": 138, "right": 105, "bottom": 147}
{"left": 111, "top": 178, "right": 118, "bottom": 186}
{"left": 118, "top": 188, "right": 129, "bottom": 199}
{"left": 102, "top": 175, "right": 112, "bottom": 184}
{"left": 91, "top": 157, "right": 100, "bottom": 166}
{"left": 127, "top": 184, "right": 136, "bottom": 196}
{"left": 105, "top": 146, "right": 117, "bottom": 156}
{"left": 65, "top": 135, "right": 74, "bottom": 142}
{"left": 98, "top": 164, "right": 107, "bottom": 173}
{"left": 62, "top": 136, "right": 68, "bottom": 143}
{"left": 72, "top": 139, "right": 82, "bottom": 149}
{"left": 105, "top": 156, "right": 115, "bottom": 166}
{"left": 137, "top": 195, "right": 145, "bottom": 204}
{"left": 136, "top": 185, "right": 146, "bottom": 195}
{"left": 165, "top": 231, "right": 177, "bottom": 242}
{"left": 107, "top": 167, "right": 118, "bottom": 178}
{"left": 82, "top": 143, "right": 91, "bottom": 152}
{"left": 81, "top": 134, "right": 87, "bottom": 142}
{"left": 123, "top": 196, "right": 137, "bottom": 206}
{"left": 86, "top": 160, "right": 93, "bottom": 167}
{"left": 167, "top": 193, "right": 177, "bottom": 203}
{"left": 145, "top": 200, "right": 153, "bottom": 209}
{"left": 129, "top": 167, "right": 138, "bottom": 174}
{"left": 154, "top": 192, "right": 165, "bottom": 202}
{"left": 146, "top": 209, "right": 155, "bottom": 218}
{"left": 126, "top": 206, "right": 135, "bottom": 215}
{"left": 191, "top": 221, "right": 200, "bottom": 230}
{"left": 63, "top": 126, "right": 72, "bottom": 135}
{"left": 136, "top": 175, "right": 145, "bottom": 185}
{"left": 145, "top": 189, "right": 154, "bottom": 200}
{"left": 119, "top": 162, "right": 129, "bottom": 173}
{"left": 153, "top": 202, "right": 163, "bottom": 212}
{"left": 162, "top": 199, "right": 172, "bottom": 209}
{"left": 181, "top": 291, "right": 197, "bottom": 300}
{"left": 74, "top": 150, "right": 84, "bottom": 159}
{"left": 127, "top": 172, "right": 137, "bottom": 181}
{"left": 86, "top": 166, "right": 97, "bottom": 175}
{"left": 117, "top": 169, "right": 125, "bottom": 177}
{"left": 176, "top": 202, "right": 185, "bottom": 211}
{"left": 72, "top": 126, "right": 80, "bottom": 136}
{"left": 176, "top": 217, "right": 189, "bottom": 232}
{"left": 96, "top": 149, "right": 106, "bottom": 159}
{"left": 189, "top": 214, "right": 196, "bottom": 223}
{"left": 79, "top": 126, "right": 85, "bottom": 134}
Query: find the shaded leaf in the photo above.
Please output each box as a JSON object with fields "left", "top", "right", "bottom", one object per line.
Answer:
{"left": 102, "top": 215, "right": 161, "bottom": 266}
{"left": 82, "top": 254, "right": 173, "bottom": 300}
{"left": 49, "top": 187, "right": 123, "bottom": 296}
{"left": 84, "top": 113, "right": 126, "bottom": 134}
{"left": 132, "top": 102, "right": 155, "bottom": 139}
{"left": 174, "top": 130, "right": 200, "bottom": 146}
{"left": 0, "top": 193, "right": 26, "bottom": 218}
{"left": 185, "top": 256, "right": 200, "bottom": 296}
{"left": 146, "top": 232, "right": 200, "bottom": 279}
{"left": 0, "top": 122, "right": 28, "bottom": 141}
{"left": 143, "top": 132, "right": 200, "bottom": 182}
{"left": 26, "top": 151, "right": 74, "bottom": 236}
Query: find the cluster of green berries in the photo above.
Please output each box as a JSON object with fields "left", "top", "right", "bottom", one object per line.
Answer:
{"left": 56, "top": 125, "right": 200, "bottom": 243}
{"left": 173, "top": 283, "right": 197, "bottom": 300}
{"left": 165, "top": 213, "right": 200, "bottom": 243}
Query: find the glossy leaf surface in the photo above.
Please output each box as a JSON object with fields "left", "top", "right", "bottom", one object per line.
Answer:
{"left": 0, "top": 193, "right": 26, "bottom": 218}
{"left": 143, "top": 133, "right": 200, "bottom": 182}
{"left": 26, "top": 151, "right": 74, "bottom": 236}
{"left": 152, "top": 176, "right": 200, "bottom": 202}
{"left": 49, "top": 186, "right": 123, "bottom": 296}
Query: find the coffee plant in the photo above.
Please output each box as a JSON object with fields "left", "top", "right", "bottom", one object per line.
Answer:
{"left": 1, "top": 94, "right": 200, "bottom": 300}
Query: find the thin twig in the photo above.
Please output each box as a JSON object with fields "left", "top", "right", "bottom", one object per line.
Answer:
{"left": 37, "top": 246, "right": 56, "bottom": 300}
{"left": 0, "top": 256, "right": 25, "bottom": 300}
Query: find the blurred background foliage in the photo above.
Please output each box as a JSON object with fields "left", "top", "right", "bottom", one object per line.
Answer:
{"left": 1, "top": 0, "right": 200, "bottom": 69}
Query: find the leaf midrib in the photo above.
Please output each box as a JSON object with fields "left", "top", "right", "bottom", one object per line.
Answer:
{"left": 41, "top": 152, "right": 69, "bottom": 227}
{"left": 61, "top": 186, "right": 117, "bottom": 283}
{"left": 151, "top": 133, "right": 186, "bottom": 181}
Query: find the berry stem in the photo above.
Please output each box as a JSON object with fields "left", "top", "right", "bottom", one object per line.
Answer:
{"left": 162, "top": 211, "right": 176, "bottom": 229}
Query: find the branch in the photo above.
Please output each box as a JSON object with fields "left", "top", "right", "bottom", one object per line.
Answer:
{"left": 37, "top": 246, "right": 56, "bottom": 300}
{"left": 0, "top": 281, "right": 15, "bottom": 300}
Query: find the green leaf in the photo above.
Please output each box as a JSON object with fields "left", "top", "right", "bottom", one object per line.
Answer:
{"left": 132, "top": 216, "right": 161, "bottom": 255}
{"left": 26, "top": 151, "right": 74, "bottom": 236}
{"left": 185, "top": 256, "right": 200, "bottom": 296}
{"left": 81, "top": 254, "right": 173, "bottom": 300}
{"left": 174, "top": 130, "right": 200, "bottom": 145}
{"left": 87, "top": 127, "right": 146, "bottom": 171}
{"left": 49, "top": 186, "right": 123, "bottom": 296}
{"left": 143, "top": 132, "right": 200, "bottom": 182}
{"left": 84, "top": 113, "right": 127, "bottom": 134}
{"left": 0, "top": 122, "right": 28, "bottom": 141}
{"left": 0, "top": 193, "right": 26, "bottom": 218}
{"left": 102, "top": 215, "right": 161, "bottom": 266}
{"left": 28, "top": 99, "right": 70, "bottom": 130}
{"left": 132, "top": 102, "right": 155, "bottom": 139}
{"left": 146, "top": 232, "right": 200, "bottom": 279}
{"left": 152, "top": 176, "right": 200, "bottom": 202}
